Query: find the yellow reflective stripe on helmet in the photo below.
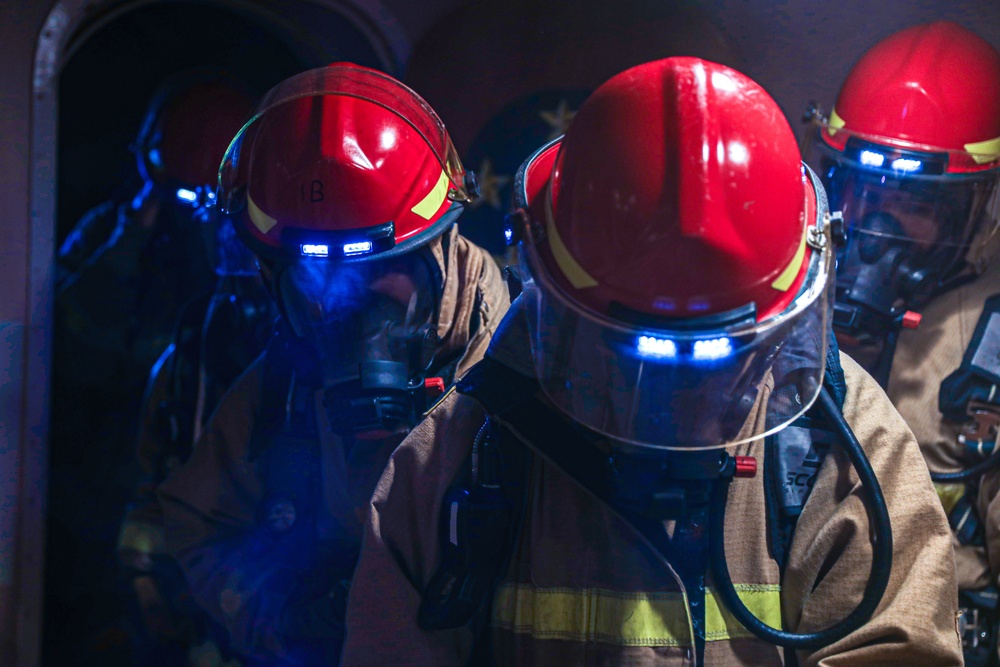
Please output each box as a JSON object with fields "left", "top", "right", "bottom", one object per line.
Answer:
{"left": 492, "top": 583, "right": 781, "bottom": 646}
{"left": 827, "top": 108, "right": 846, "bottom": 137}
{"left": 771, "top": 226, "right": 807, "bottom": 292}
{"left": 247, "top": 194, "right": 278, "bottom": 234}
{"left": 544, "top": 198, "right": 598, "bottom": 289}
{"left": 934, "top": 482, "right": 966, "bottom": 516}
{"left": 965, "top": 136, "right": 1000, "bottom": 165}
{"left": 411, "top": 170, "right": 450, "bottom": 220}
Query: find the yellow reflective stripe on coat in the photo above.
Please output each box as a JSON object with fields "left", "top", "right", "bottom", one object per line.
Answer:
{"left": 492, "top": 583, "right": 781, "bottom": 646}
{"left": 934, "top": 482, "right": 966, "bottom": 516}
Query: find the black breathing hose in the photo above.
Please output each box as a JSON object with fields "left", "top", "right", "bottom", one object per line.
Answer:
{"left": 929, "top": 450, "right": 1000, "bottom": 483}
{"left": 709, "top": 386, "right": 894, "bottom": 649}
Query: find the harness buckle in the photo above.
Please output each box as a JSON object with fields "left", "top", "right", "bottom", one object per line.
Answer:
{"left": 958, "top": 400, "right": 1000, "bottom": 450}
{"left": 959, "top": 607, "right": 987, "bottom": 649}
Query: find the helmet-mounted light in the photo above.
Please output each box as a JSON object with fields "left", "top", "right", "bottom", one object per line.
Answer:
{"left": 625, "top": 305, "right": 757, "bottom": 365}
{"left": 176, "top": 188, "right": 199, "bottom": 204}
{"left": 300, "top": 244, "right": 330, "bottom": 257}
{"left": 840, "top": 137, "right": 948, "bottom": 176}
{"left": 634, "top": 334, "right": 735, "bottom": 362}
{"left": 173, "top": 186, "right": 218, "bottom": 209}
{"left": 891, "top": 158, "right": 922, "bottom": 173}
{"left": 343, "top": 241, "right": 374, "bottom": 256}
{"left": 284, "top": 221, "right": 395, "bottom": 260}
{"left": 636, "top": 335, "right": 677, "bottom": 359}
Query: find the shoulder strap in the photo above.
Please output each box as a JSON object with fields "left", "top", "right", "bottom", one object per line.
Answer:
{"left": 417, "top": 359, "right": 532, "bottom": 639}
{"left": 248, "top": 318, "right": 319, "bottom": 460}
{"left": 245, "top": 319, "right": 327, "bottom": 563}
{"left": 455, "top": 356, "right": 537, "bottom": 414}
{"left": 764, "top": 326, "right": 846, "bottom": 570}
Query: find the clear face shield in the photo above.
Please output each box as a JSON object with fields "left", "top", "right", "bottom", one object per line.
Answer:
{"left": 518, "top": 172, "right": 834, "bottom": 451}
{"left": 806, "top": 127, "right": 1000, "bottom": 339}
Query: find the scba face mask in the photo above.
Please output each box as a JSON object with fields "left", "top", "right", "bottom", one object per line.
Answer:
{"left": 811, "top": 137, "right": 1000, "bottom": 341}
{"left": 276, "top": 249, "right": 442, "bottom": 438}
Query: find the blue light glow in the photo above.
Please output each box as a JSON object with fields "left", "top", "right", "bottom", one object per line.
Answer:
{"left": 890, "top": 157, "right": 922, "bottom": 172}
{"left": 692, "top": 337, "right": 733, "bottom": 361}
{"left": 504, "top": 227, "right": 514, "bottom": 244}
{"left": 637, "top": 335, "right": 677, "bottom": 359}
{"left": 176, "top": 188, "right": 198, "bottom": 204}
{"left": 859, "top": 150, "right": 885, "bottom": 168}
{"left": 301, "top": 244, "right": 330, "bottom": 257}
{"left": 343, "top": 241, "right": 374, "bottom": 256}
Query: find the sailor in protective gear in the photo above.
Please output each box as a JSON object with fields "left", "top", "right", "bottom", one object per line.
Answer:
{"left": 158, "top": 64, "right": 509, "bottom": 665}
{"left": 49, "top": 70, "right": 257, "bottom": 663}
{"left": 118, "top": 217, "right": 276, "bottom": 666}
{"left": 342, "top": 58, "right": 962, "bottom": 666}
{"left": 805, "top": 21, "right": 1000, "bottom": 666}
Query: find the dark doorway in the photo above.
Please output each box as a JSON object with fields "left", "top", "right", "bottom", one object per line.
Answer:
{"left": 47, "top": 3, "right": 380, "bottom": 665}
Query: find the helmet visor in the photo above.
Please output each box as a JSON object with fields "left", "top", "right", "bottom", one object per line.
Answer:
{"left": 518, "top": 219, "right": 833, "bottom": 451}
{"left": 807, "top": 127, "right": 1000, "bottom": 309}
{"left": 218, "top": 65, "right": 471, "bottom": 216}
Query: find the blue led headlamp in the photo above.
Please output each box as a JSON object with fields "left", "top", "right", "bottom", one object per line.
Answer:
{"left": 172, "top": 185, "right": 218, "bottom": 209}
{"left": 609, "top": 302, "right": 759, "bottom": 365}
{"left": 282, "top": 221, "right": 396, "bottom": 260}
{"left": 843, "top": 137, "right": 949, "bottom": 177}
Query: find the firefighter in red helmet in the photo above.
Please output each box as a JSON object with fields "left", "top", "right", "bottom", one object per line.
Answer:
{"left": 157, "top": 64, "right": 509, "bottom": 664}
{"left": 805, "top": 21, "right": 1000, "bottom": 666}
{"left": 57, "top": 71, "right": 258, "bottom": 373}
{"left": 342, "top": 57, "right": 961, "bottom": 666}
{"left": 49, "top": 70, "right": 258, "bottom": 663}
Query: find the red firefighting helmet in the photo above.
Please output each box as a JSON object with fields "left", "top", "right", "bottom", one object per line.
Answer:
{"left": 820, "top": 21, "right": 1000, "bottom": 173}
{"left": 135, "top": 72, "right": 255, "bottom": 188}
{"left": 512, "top": 57, "right": 833, "bottom": 450}
{"left": 809, "top": 22, "right": 1000, "bottom": 318}
{"left": 219, "top": 63, "right": 474, "bottom": 264}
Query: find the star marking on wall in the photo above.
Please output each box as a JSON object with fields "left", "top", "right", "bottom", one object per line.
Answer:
{"left": 471, "top": 158, "right": 510, "bottom": 210}
{"left": 539, "top": 99, "right": 577, "bottom": 141}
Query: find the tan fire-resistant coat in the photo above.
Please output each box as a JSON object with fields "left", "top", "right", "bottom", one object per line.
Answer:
{"left": 159, "top": 228, "right": 508, "bottom": 661}
{"left": 889, "top": 260, "right": 1000, "bottom": 595}
{"left": 342, "top": 299, "right": 962, "bottom": 666}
